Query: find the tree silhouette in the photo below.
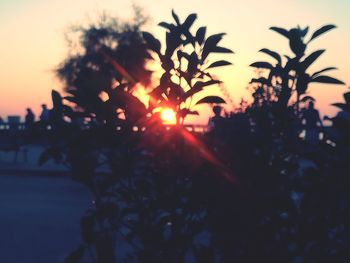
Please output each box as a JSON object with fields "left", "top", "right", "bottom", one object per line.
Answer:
{"left": 57, "top": 10, "right": 151, "bottom": 128}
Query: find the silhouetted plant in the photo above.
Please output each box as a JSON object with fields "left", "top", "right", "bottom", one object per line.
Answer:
{"left": 143, "top": 10, "right": 233, "bottom": 124}
{"left": 250, "top": 25, "right": 344, "bottom": 114}
{"left": 36, "top": 11, "right": 350, "bottom": 263}
{"left": 325, "top": 89, "right": 350, "bottom": 147}
{"left": 39, "top": 10, "right": 237, "bottom": 263}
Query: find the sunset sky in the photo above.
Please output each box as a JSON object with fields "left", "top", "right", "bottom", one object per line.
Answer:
{"left": 0, "top": 0, "right": 349, "bottom": 123}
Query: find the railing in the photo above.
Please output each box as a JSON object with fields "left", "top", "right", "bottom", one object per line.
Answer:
{"left": 0, "top": 122, "right": 209, "bottom": 133}
{"left": 0, "top": 123, "right": 26, "bottom": 130}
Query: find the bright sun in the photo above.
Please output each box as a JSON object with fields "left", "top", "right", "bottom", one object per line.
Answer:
{"left": 160, "top": 108, "right": 176, "bottom": 124}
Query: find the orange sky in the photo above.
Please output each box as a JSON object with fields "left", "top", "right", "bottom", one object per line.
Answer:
{"left": 0, "top": 0, "right": 349, "bottom": 123}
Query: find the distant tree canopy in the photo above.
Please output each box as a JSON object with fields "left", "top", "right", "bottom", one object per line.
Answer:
{"left": 58, "top": 7, "right": 151, "bottom": 87}
{"left": 56, "top": 7, "right": 152, "bottom": 125}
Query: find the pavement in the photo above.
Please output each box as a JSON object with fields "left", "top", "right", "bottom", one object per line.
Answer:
{"left": 0, "top": 145, "right": 93, "bottom": 263}
{"left": 0, "top": 144, "right": 69, "bottom": 176}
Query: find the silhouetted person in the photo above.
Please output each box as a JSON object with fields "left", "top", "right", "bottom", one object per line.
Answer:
{"left": 208, "top": 106, "right": 224, "bottom": 131}
{"left": 40, "top": 104, "right": 50, "bottom": 121}
{"left": 25, "top": 108, "right": 35, "bottom": 130}
{"left": 39, "top": 104, "right": 50, "bottom": 130}
{"left": 301, "top": 101, "right": 322, "bottom": 144}
{"left": 0, "top": 116, "right": 4, "bottom": 130}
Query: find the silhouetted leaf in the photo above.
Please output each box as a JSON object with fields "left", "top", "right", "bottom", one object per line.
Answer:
{"left": 182, "top": 13, "right": 197, "bottom": 30}
{"left": 300, "top": 49, "right": 325, "bottom": 71}
{"left": 179, "top": 108, "right": 199, "bottom": 118}
{"left": 332, "top": 103, "right": 350, "bottom": 111}
{"left": 52, "top": 90, "right": 63, "bottom": 109}
{"left": 270, "top": 27, "right": 289, "bottom": 38}
{"left": 311, "top": 67, "right": 337, "bottom": 78}
{"left": 196, "top": 26, "right": 206, "bottom": 45}
{"left": 158, "top": 22, "right": 174, "bottom": 31}
{"left": 169, "top": 81, "right": 185, "bottom": 98}
{"left": 249, "top": 61, "right": 273, "bottom": 69}
{"left": 212, "top": 46, "right": 234, "bottom": 54}
{"left": 206, "top": 60, "right": 232, "bottom": 69}
{"left": 301, "top": 95, "right": 315, "bottom": 102}
{"left": 165, "top": 31, "right": 181, "bottom": 56}
{"left": 193, "top": 80, "right": 222, "bottom": 89}
{"left": 195, "top": 96, "right": 226, "bottom": 105}
{"left": 308, "top": 24, "right": 336, "bottom": 43}
{"left": 311, "top": 75, "right": 345, "bottom": 85}
{"left": 259, "top": 48, "right": 281, "bottom": 64}
{"left": 106, "top": 89, "right": 147, "bottom": 124}
{"left": 182, "top": 80, "right": 221, "bottom": 101}
{"left": 202, "top": 33, "right": 226, "bottom": 61}
{"left": 161, "top": 54, "right": 175, "bottom": 70}
{"left": 142, "top": 32, "right": 161, "bottom": 53}
{"left": 186, "top": 51, "right": 199, "bottom": 76}
{"left": 250, "top": 77, "right": 269, "bottom": 85}
{"left": 160, "top": 71, "right": 171, "bottom": 86}
{"left": 171, "top": 9, "right": 180, "bottom": 25}
{"left": 289, "top": 29, "right": 306, "bottom": 57}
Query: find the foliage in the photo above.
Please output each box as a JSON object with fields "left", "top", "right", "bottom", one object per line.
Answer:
{"left": 250, "top": 25, "right": 344, "bottom": 114}
{"left": 143, "top": 10, "right": 232, "bottom": 123}
{"left": 57, "top": 9, "right": 151, "bottom": 128}
{"left": 34, "top": 14, "right": 350, "bottom": 263}
{"left": 56, "top": 9, "right": 232, "bottom": 127}
{"left": 328, "top": 90, "right": 350, "bottom": 147}
{"left": 38, "top": 10, "right": 234, "bottom": 263}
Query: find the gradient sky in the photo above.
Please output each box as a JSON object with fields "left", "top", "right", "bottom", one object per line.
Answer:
{"left": 0, "top": 0, "right": 349, "bottom": 123}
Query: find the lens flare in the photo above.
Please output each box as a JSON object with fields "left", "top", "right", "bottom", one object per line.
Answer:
{"left": 160, "top": 108, "right": 176, "bottom": 124}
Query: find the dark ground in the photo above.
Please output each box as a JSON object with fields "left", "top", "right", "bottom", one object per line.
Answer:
{"left": 0, "top": 172, "right": 91, "bottom": 263}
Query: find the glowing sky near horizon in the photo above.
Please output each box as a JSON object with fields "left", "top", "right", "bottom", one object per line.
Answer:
{"left": 0, "top": 0, "right": 349, "bottom": 123}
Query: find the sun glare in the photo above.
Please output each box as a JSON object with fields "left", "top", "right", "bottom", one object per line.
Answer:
{"left": 160, "top": 108, "right": 176, "bottom": 124}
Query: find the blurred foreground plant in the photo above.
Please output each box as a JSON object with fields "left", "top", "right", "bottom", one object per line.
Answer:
{"left": 40, "top": 9, "right": 235, "bottom": 263}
